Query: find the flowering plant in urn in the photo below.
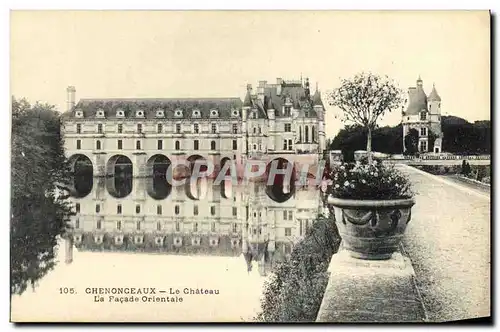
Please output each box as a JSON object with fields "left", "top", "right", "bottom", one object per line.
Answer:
{"left": 326, "top": 160, "right": 416, "bottom": 260}
{"left": 326, "top": 72, "right": 415, "bottom": 260}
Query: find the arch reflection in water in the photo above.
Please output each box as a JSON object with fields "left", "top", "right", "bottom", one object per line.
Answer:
{"left": 69, "top": 154, "right": 93, "bottom": 198}
{"left": 106, "top": 155, "right": 133, "bottom": 198}
{"left": 146, "top": 155, "right": 172, "bottom": 200}
{"left": 68, "top": 177, "right": 322, "bottom": 277}
{"left": 265, "top": 158, "right": 296, "bottom": 203}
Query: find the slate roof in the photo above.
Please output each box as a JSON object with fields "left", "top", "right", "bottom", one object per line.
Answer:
{"left": 428, "top": 84, "right": 441, "bottom": 102}
{"left": 62, "top": 98, "right": 243, "bottom": 120}
{"left": 406, "top": 86, "right": 428, "bottom": 116}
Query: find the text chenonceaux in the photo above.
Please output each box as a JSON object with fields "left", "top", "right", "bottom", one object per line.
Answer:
{"left": 86, "top": 287, "right": 220, "bottom": 304}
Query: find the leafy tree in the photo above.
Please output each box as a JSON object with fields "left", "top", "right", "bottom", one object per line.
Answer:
{"left": 404, "top": 128, "right": 419, "bottom": 155}
{"left": 328, "top": 72, "right": 403, "bottom": 162}
{"left": 11, "top": 97, "right": 74, "bottom": 295}
{"left": 255, "top": 215, "right": 341, "bottom": 322}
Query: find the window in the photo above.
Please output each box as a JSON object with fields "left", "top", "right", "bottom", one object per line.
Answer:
{"left": 118, "top": 124, "right": 123, "bottom": 133}
{"left": 192, "top": 110, "right": 200, "bottom": 118}
{"left": 288, "top": 211, "right": 293, "bottom": 220}
{"left": 175, "top": 205, "right": 180, "bottom": 215}
{"left": 232, "top": 207, "right": 237, "bottom": 216}
{"left": 175, "top": 222, "right": 180, "bottom": 232}
{"left": 157, "top": 123, "right": 163, "bottom": 133}
{"left": 96, "top": 220, "right": 101, "bottom": 230}
{"left": 284, "top": 124, "right": 292, "bottom": 132}
{"left": 96, "top": 140, "right": 101, "bottom": 150}
{"left": 156, "top": 110, "right": 164, "bottom": 118}
{"left": 420, "top": 127, "right": 427, "bottom": 136}
{"left": 76, "top": 140, "right": 81, "bottom": 150}
{"left": 211, "top": 206, "right": 216, "bottom": 216}
{"left": 211, "top": 123, "right": 217, "bottom": 134}
{"left": 211, "top": 141, "right": 216, "bottom": 150}
{"left": 232, "top": 223, "right": 238, "bottom": 233}
{"left": 157, "top": 222, "right": 161, "bottom": 231}
{"left": 175, "top": 141, "right": 180, "bottom": 150}
{"left": 420, "top": 112, "right": 427, "bottom": 121}
{"left": 193, "top": 205, "right": 198, "bottom": 215}
{"left": 283, "top": 140, "right": 288, "bottom": 150}
{"left": 117, "top": 221, "right": 122, "bottom": 230}
{"left": 232, "top": 124, "right": 238, "bottom": 134}
{"left": 285, "top": 228, "right": 292, "bottom": 236}
{"left": 253, "top": 127, "right": 256, "bottom": 134}
{"left": 284, "top": 106, "right": 292, "bottom": 116}
{"left": 288, "top": 139, "right": 293, "bottom": 151}
{"left": 136, "top": 204, "right": 141, "bottom": 214}
{"left": 76, "top": 124, "right": 81, "bottom": 134}
{"left": 97, "top": 124, "right": 103, "bottom": 134}
{"left": 258, "top": 126, "right": 262, "bottom": 134}
{"left": 420, "top": 140, "right": 428, "bottom": 152}
{"left": 253, "top": 144, "right": 257, "bottom": 151}
{"left": 194, "top": 123, "right": 199, "bottom": 133}
{"left": 157, "top": 205, "right": 162, "bottom": 215}
{"left": 75, "top": 203, "right": 80, "bottom": 213}
{"left": 117, "top": 204, "right": 122, "bottom": 214}
{"left": 312, "top": 126, "right": 316, "bottom": 142}
{"left": 194, "top": 223, "right": 198, "bottom": 232}
{"left": 283, "top": 210, "right": 288, "bottom": 220}
{"left": 157, "top": 140, "right": 163, "bottom": 150}
{"left": 305, "top": 126, "right": 309, "bottom": 142}
{"left": 176, "top": 123, "right": 181, "bottom": 133}
{"left": 193, "top": 140, "right": 199, "bottom": 150}
{"left": 117, "top": 140, "right": 123, "bottom": 150}
{"left": 137, "top": 124, "right": 142, "bottom": 133}
{"left": 136, "top": 221, "right": 141, "bottom": 231}
{"left": 95, "top": 204, "right": 100, "bottom": 213}
{"left": 136, "top": 140, "right": 141, "bottom": 150}
{"left": 211, "top": 222, "right": 216, "bottom": 232}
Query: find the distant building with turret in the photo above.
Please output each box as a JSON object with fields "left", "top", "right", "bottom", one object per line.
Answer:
{"left": 402, "top": 76, "right": 443, "bottom": 153}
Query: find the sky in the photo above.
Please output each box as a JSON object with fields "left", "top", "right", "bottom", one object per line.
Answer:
{"left": 10, "top": 10, "right": 490, "bottom": 139}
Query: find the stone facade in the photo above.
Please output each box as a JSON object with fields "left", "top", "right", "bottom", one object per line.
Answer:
{"left": 402, "top": 76, "right": 443, "bottom": 153}
{"left": 61, "top": 77, "right": 326, "bottom": 178}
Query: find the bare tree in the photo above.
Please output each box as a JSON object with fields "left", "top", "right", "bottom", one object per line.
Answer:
{"left": 328, "top": 72, "right": 403, "bottom": 162}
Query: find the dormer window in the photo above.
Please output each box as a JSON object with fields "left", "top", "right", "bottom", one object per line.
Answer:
{"left": 156, "top": 109, "right": 165, "bottom": 118}
{"left": 231, "top": 109, "right": 239, "bottom": 117}
{"left": 210, "top": 109, "right": 219, "bottom": 118}
{"left": 174, "top": 109, "right": 183, "bottom": 118}
{"left": 116, "top": 109, "right": 125, "bottom": 118}
{"left": 136, "top": 110, "right": 145, "bottom": 118}
{"left": 251, "top": 111, "right": 257, "bottom": 119}
{"left": 192, "top": 110, "right": 201, "bottom": 118}
{"left": 96, "top": 109, "right": 105, "bottom": 118}
{"left": 75, "top": 110, "right": 84, "bottom": 118}
{"left": 420, "top": 111, "right": 427, "bottom": 121}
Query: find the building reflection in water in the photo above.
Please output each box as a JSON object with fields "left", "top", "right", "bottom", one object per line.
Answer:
{"left": 69, "top": 173, "right": 322, "bottom": 277}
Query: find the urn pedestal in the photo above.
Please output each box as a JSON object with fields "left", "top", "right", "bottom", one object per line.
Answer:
{"left": 328, "top": 196, "right": 415, "bottom": 260}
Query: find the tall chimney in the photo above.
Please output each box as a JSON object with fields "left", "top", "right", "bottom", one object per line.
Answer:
{"left": 66, "top": 86, "right": 76, "bottom": 112}
{"left": 276, "top": 78, "right": 283, "bottom": 96}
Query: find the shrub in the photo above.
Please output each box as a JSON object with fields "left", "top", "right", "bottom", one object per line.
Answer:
{"left": 255, "top": 215, "right": 341, "bottom": 322}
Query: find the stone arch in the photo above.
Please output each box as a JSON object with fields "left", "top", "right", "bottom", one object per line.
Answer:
{"left": 146, "top": 154, "right": 172, "bottom": 200}
{"left": 265, "top": 157, "right": 296, "bottom": 203}
{"left": 106, "top": 155, "right": 133, "bottom": 198}
{"left": 68, "top": 154, "right": 93, "bottom": 198}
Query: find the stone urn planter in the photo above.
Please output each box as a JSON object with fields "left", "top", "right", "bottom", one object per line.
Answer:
{"left": 328, "top": 196, "right": 415, "bottom": 260}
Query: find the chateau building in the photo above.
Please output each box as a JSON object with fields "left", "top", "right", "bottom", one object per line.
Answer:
{"left": 402, "top": 76, "right": 443, "bottom": 153}
{"left": 61, "top": 77, "right": 326, "bottom": 178}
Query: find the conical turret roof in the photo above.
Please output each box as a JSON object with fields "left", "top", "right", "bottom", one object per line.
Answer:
{"left": 312, "top": 89, "right": 324, "bottom": 107}
{"left": 243, "top": 89, "right": 253, "bottom": 107}
{"left": 428, "top": 84, "right": 441, "bottom": 102}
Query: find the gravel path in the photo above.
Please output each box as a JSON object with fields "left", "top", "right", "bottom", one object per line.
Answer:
{"left": 398, "top": 165, "right": 490, "bottom": 322}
